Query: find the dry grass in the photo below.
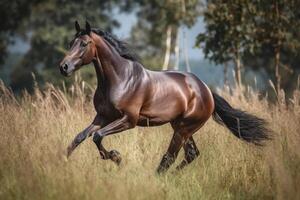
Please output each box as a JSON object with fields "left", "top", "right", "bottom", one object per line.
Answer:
{"left": 0, "top": 79, "right": 299, "bottom": 200}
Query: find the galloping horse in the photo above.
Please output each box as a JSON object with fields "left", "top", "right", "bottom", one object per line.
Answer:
{"left": 59, "top": 21, "right": 270, "bottom": 173}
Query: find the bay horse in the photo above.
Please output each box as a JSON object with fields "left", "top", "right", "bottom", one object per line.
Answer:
{"left": 59, "top": 21, "right": 270, "bottom": 173}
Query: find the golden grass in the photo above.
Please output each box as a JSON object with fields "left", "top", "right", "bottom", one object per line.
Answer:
{"left": 0, "top": 79, "right": 299, "bottom": 200}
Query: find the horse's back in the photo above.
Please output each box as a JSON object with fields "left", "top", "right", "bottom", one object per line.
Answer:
{"left": 138, "top": 70, "right": 189, "bottom": 124}
{"left": 138, "top": 70, "right": 214, "bottom": 126}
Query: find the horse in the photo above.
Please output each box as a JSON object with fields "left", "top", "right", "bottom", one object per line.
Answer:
{"left": 59, "top": 21, "right": 270, "bottom": 173}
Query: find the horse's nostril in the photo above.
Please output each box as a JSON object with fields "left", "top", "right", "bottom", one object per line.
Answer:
{"left": 63, "top": 64, "right": 68, "bottom": 71}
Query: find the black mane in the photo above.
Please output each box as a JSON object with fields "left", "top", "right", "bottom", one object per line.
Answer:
{"left": 74, "top": 28, "right": 139, "bottom": 62}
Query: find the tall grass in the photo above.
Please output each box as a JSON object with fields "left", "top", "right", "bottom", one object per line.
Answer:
{"left": 0, "top": 78, "right": 299, "bottom": 200}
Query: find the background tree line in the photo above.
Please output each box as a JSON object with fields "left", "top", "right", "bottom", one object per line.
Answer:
{"left": 0, "top": 0, "right": 299, "bottom": 96}
{"left": 197, "top": 0, "right": 300, "bottom": 94}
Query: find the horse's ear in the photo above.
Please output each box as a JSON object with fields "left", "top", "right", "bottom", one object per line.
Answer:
{"left": 86, "top": 21, "right": 91, "bottom": 35}
{"left": 75, "top": 21, "right": 81, "bottom": 33}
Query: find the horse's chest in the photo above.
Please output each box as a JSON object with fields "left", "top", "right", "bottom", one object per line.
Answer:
{"left": 93, "top": 90, "right": 119, "bottom": 117}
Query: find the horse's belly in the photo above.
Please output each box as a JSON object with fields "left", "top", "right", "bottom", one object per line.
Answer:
{"left": 138, "top": 97, "right": 184, "bottom": 125}
{"left": 137, "top": 115, "right": 169, "bottom": 127}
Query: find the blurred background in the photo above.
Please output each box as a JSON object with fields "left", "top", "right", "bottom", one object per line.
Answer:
{"left": 0, "top": 0, "right": 299, "bottom": 98}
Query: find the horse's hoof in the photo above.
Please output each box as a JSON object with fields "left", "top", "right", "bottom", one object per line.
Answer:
{"left": 175, "top": 160, "right": 188, "bottom": 171}
{"left": 156, "top": 166, "right": 167, "bottom": 175}
{"left": 66, "top": 146, "right": 73, "bottom": 159}
{"left": 109, "top": 150, "right": 122, "bottom": 166}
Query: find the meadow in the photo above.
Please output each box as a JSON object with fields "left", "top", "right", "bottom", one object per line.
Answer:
{"left": 0, "top": 78, "right": 299, "bottom": 200}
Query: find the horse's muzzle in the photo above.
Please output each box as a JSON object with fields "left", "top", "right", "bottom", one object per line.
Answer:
{"left": 60, "top": 66, "right": 70, "bottom": 77}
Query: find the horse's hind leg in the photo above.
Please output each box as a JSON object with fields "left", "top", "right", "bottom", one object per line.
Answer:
{"left": 176, "top": 136, "right": 200, "bottom": 170}
{"left": 157, "top": 120, "right": 203, "bottom": 174}
{"left": 156, "top": 130, "right": 186, "bottom": 174}
{"left": 93, "top": 132, "right": 122, "bottom": 165}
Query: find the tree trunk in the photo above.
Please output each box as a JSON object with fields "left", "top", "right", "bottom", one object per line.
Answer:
{"left": 224, "top": 62, "right": 228, "bottom": 85}
{"left": 274, "top": 1, "right": 281, "bottom": 93}
{"left": 234, "top": 50, "right": 242, "bottom": 87}
{"left": 162, "top": 25, "right": 172, "bottom": 70}
{"left": 174, "top": 28, "right": 180, "bottom": 71}
{"left": 183, "top": 29, "right": 191, "bottom": 72}
{"left": 275, "top": 46, "right": 281, "bottom": 92}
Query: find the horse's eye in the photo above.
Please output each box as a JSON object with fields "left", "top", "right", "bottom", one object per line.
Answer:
{"left": 80, "top": 41, "right": 88, "bottom": 47}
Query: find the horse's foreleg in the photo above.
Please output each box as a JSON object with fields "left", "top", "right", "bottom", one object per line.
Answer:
{"left": 94, "top": 115, "right": 135, "bottom": 137}
{"left": 93, "top": 133, "right": 122, "bottom": 165}
{"left": 92, "top": 115, "right": 135, "bottom": 165}
{"left": 66, "top": 116, "right": 102, "bottom": 158}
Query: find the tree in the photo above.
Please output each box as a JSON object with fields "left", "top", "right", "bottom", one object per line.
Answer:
{"left": 124, "top": 0, "right": 201, "bottom": 70}
{"left": 196, "top": 1, "right": 256, "bottom": 87}
{"left": 197, "top": 0, "right": 300, "bottom": 93}
{"left": 0, "top": 0, "right": 41, "bottom": 65}
{"left": 249, "top": 0, "right": 300, "bottom": 92}
{"left": 9, "top": 0, "right": 120, "bottom": 92}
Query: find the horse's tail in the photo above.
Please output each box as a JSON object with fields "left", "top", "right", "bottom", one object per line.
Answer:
{"left": 212, "top": 92, "right": 271, "bottom": 145}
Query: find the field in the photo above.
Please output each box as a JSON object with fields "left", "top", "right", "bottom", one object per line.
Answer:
{"left": 0, "top": 79, "right": 299, "bottom": 200}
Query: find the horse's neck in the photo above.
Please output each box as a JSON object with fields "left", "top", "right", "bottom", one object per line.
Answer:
{"left": 92, "top": 57, "right": 106, "bottom": 89}
{"left": 93, "top": 34, "right": 127, "bottom": 86}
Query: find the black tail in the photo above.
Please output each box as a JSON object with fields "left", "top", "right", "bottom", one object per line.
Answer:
{"left": 212, "top": 92, "right": 271, "bottom": 145}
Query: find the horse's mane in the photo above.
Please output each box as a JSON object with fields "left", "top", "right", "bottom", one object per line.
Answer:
{"left": 75, "top": 28, "right": 139, "bottom": 62}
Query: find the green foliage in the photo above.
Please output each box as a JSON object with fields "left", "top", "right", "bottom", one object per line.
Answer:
{"left": 244, "top": 0, "right": 300, "bottom": 92}
{"left": 0, "top": 0, "right": 40, "bottom": 64}
{"left": 196, "top": 1, "right": 255, "bottom": 64}
{"left": 245, "top": 0, "right": 300, "bottom": 81}
{"left": 197, "top": 0, "right": 300, "bottom": 91}
{"left": 2, "top": 0, "right": 300, "bottom": 92}
{"left": 9, "top": 0, "right": 120, "bottom": 92}
{"left": 126, "top": 0, "right": 201, "bottom": 69}
{"left": 2, "top": 0, "right": 201, "bottom": 91}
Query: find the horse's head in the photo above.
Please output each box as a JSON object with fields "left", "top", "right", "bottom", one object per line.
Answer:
{"left": 59, "top": 21, "right": 96, "bottom": 76}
